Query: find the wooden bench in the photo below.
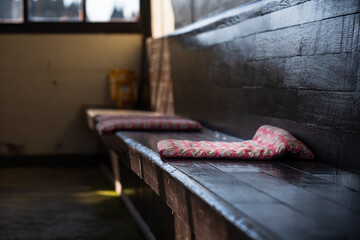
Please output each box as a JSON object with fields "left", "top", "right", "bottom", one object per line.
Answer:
{"left": 86, "top": 109, "right": 360, "bottom": 240}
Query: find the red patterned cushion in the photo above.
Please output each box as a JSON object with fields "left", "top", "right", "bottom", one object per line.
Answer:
{"left": 157, "top": 125, "right": 314, "bottom": 160}
{"left": 96, "top": 115, "right": 201, "bottom": 134}
{"left": 95, "top": 114, "right": 179, "bottom": 122}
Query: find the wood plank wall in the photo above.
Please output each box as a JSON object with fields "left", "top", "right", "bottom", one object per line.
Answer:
{"left": 167, "top": 0, "right": 360, "bottom": 173}
{"left": 171, "top": 0, "right": 256, "bottom": 28}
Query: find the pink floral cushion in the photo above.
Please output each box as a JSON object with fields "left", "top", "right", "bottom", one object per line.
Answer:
{"left": 96, "top": 115, "right": 201, "bottom": 134}
{"left": 157, "top": 125, "right": 314, "bottom": 160}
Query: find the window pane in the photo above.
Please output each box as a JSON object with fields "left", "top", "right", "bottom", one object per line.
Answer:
{"left": 28, "top": 0, "right": 83, "bottom": 22}
{"left": 0, "top": 0, "right": 23, "bottom": 23}
{"left": 86, "top": 0, "right": 139, "bottom": 22}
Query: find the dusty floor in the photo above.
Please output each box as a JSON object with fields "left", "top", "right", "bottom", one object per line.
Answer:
{"left": 0, "top": 167, "right": 145, "bottom": 240}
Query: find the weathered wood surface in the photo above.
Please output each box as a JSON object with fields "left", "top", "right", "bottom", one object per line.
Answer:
{"left": 168, "top": 0, "right": 360, "bottom": 175}
{"left": 99, "top": 129, "right": 360, "bottom": 240}
{"left": 87, "top": 108, "right": 360, "bottom": 239}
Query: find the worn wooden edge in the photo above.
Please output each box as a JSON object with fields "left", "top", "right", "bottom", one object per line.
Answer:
{"left": 92, "top": 129, "right": 360, "bottom": 239}
{"left": 111, "top": 135, "right": 269, "bottom": 240}
{"left": 99, "top": 131, "right": 268, "bottom": 239}
{"left": 168, "top": 0, "right": 310, "bottom": 38}
{"left": 87, "top": 110, "right": 360, "bottom": 239}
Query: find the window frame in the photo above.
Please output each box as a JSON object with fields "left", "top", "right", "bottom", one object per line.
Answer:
{"left": 0, "top": 0, "right": 151, "bottom": 34}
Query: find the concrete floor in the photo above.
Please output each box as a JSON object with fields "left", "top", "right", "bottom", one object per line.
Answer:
{"left": 0, "top": 167, "right": 146, "bottom": 240}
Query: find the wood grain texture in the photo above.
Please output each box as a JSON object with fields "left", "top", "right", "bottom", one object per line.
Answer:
{"left": 113, "top": 130, "right": 268, "bottom": 240}
{"left": 168, "top": 0, "right": 360, "bottom": 174}
{"left": 87, "top": 107, "right": 360, "bottom": 240}
{"left": 104, "top": 128, "right": 360, "bottom": 240}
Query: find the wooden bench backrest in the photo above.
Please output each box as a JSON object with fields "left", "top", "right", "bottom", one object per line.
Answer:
{"left": 164, "top": 0, "right": 360, "bottom": 174}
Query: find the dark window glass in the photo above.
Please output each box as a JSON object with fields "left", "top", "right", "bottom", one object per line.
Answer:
{"left": 28, "top": 0, "right": 83, "bottom": 22}
{"left": 0, "top": 0, "right": 23, "bottom": 23}
{"left": 0, "top": 0, "right": 147, "bottom": 33}
{"left": 86, "top": 0, "right": 139, "bottom": 22}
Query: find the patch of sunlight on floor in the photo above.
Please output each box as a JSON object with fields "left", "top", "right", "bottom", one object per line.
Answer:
{"left": 96, "top": 190, "right": 120, "bottom": 197}
{"left": 123, "top": 188, "right": 136, "bottom": 195}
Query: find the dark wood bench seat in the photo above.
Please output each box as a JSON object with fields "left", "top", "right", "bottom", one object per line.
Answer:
{"left": 87, "top": 110, "right": 360, "bottom": 240}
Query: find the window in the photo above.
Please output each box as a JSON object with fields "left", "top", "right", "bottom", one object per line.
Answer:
{"left": 0, "top": 0, "right": 23, "bottom": 23}
{"left": 28, "top": 0, "right": 83, "bottom": 22}
{"left": 86, "top": 0, "right": 140, "bottom": 22}
{"left": 0, "top": 0, "right": 150, "bottom": 33}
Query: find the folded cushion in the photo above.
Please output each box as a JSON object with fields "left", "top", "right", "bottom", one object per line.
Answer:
{"left": 157, "top": 125, "right": 314, "bottom": 160}
{"left": 96, "top": 115, "right": 201, "bottom": 134}
{"left": 95, "top": 114, "right": 179, "bottom": 122}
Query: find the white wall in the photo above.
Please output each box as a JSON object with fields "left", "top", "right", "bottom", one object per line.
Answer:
{"left": 0, "top": 34, "right": 142, "bottom": 155}
{"left": 151, "top": 0, "right": 175, "bottom": 38}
